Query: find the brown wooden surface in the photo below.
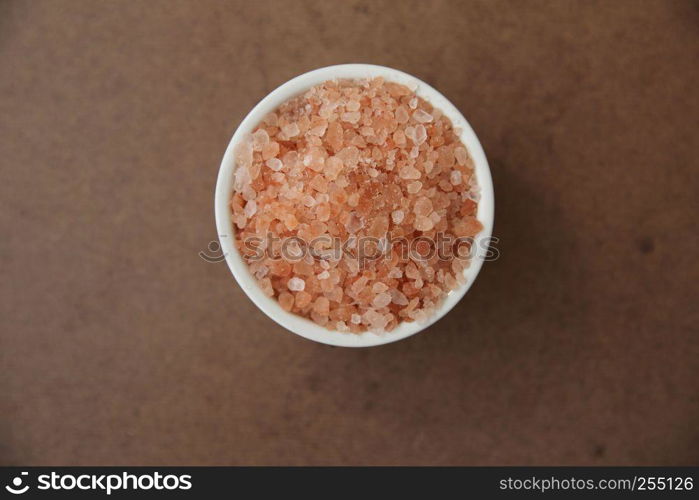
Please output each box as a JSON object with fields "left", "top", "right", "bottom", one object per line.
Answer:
{"left": 1, "top": 0, "right": 698, "bottom": 465}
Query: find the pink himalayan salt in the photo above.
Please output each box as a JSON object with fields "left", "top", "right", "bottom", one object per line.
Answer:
{"left": 313, "top": 296, "right": 330, "bottom": 315}
{"left": 279, "top": 292, "right": 294, "bottom": 311}
{"left": 407, "top": 181, "right": 423, "bottom": 194}
{"left": 415, "top": 216, "right": 434, "bottom": 231}
{"left": 295, "top": 290, "right": 312, "bottom": 309}
{"left": 287, "top": 277, "right": 305, "bottom": 291}
{"left": 414, "top": 124, "right": 427, "bottom": 145}
{"left": 399, "top": 165, "right": 421, "bottom": 180}
{"left": 282, "top": 123, "right": 300, "bottom": 138}
{"left": 232, "top": 78, "right": 481, "bottom": 333}
{"left": 262, "top": 141, "right": 279, "bottom": 160}
{"left": 252, "top": 129, "right": 269, "bottom": 151}
{"left": 390, "top": 289, "right": 409, "bottom": 306}
{"left": 243, "top": 200, "right": 257, "bottom": 219}
{"left": 388, "top": 267, "right": 403, "bottom": 279}
{"left": 372, "top": 292, "right": 392, "bottom": 309}
{"left": 266, "top": 158, "right": 282, "bottom": 171}
{"left": 395, "top": 105, "right": 409, "bottom": 123}
{"left": 413, "top": 109, "right": 433, "bottom": 123}
{"left": 414, "top": 197, "right": 433, "bottom": 216}
{"left": 454, "top": 146, "right": 469, "bottom": 166}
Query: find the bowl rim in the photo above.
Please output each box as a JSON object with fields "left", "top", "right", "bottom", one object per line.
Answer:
{"left": 215, "top": 63, "right": 494, "bottom": 347}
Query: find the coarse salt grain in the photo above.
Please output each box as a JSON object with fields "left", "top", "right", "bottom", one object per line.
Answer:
{"left": 372, "top": 292, "right": 392, "bottom": 309}
{"left": 266, "top": 158, "right": 282, "bottom": 171}
{"left": 287, "top": 277, "right": 305, "bottom": 291}
{"left": 413, "top": 109, "right": 433, "bottom": 123}
{"left": 282, "top": 123, "right": 300, "bottom": 138}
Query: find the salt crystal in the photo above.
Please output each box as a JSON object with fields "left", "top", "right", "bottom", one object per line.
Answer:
{"left": 244, "top": 200, "right": 257, "bottom": 218}
{"left": 414, "top": 196, "right": 433, "bottom": 216}
{"left": 415, "top": 124, "right": 427, "bottom": 145}
{"left": 283, "top": 213, "right": 298, "bottom": 230}
{"left": 372, "top": 282, "right": 389, "bottom": 293}
{"left": 254, "top": 264, "right": 269, "bottom": 279}
{"left": 363, "top": 309, "right": 385, "bottom": 328}
{"left": 313, "top": 296, "right": 330, "bottom": 315}
{"left": 263, "top": 112, "right": 278, "bottom": 127}
{"left": 327, "top": 286, "right": 343, "bottom": 303}
{"left": 258, "top": 277, "right": 274, "bottom": 296}
{"left": 351, "top": 313, "right": 362, "bottom": 324}
{"left": 331, "top": 175, "right": 346, "bottom": 189}
{"left": 266, "top": 158, "right": 282, "bottom": 171}
{"left": 262, "top": 141, "right": 279, "bottom": 160}
{"left": 405, "top": 263, "right": 420, "bottom": 279}
{"left": 413, "top": 109, "right": 433, "bottom": 123}
{"left": 409, "top": 97, "right": 418, "bottom": 109}
{"left": 324, "top": 156, "right": 343, "bottom": 180}
{"left": 282, "top": 123, "right": 300, "bottom": 138}
{"left": 360, "top": 126, "right": 375, "bottom": 137}
{"left": 407, "top": 181, "right": 422, "bottom": 194}
{"left": 311, "top": 310, "right": 329, "bottom": 326}
{"left": 391, "top": 209, "right": 405, "bottom": 224}
{"left": 346, "top": 100, "right": 360, "bottom": 112}
{"left": 252, "top": 129, "right": 269, "bottom": 151}
{"left": 454, "top": 147, "right": 469, "bottom": 165}
{"left": 404, "top": 126, "right": 416, "bottom": 144}
{"left": 279, "top": 292, "right": 294, "bottom": 311}
{"left": 390, "top": 289, "right": 409, "bottom": 306}
{"left": 316, "top": 203, "right": 331, "bottom": 221}
{"left": 393, "top": 129, "right": 406, "bottom": 146}
{"left": 414, "top": 216, "right": 434, "bottom": 231}
{"left": 242, "top": 185, "right": 257, "bottom": 201}
{"left": 317, "top": 271, "right": 330, "bottom": 280}
{"left": 399, "top": 165, "right": 421, "bottom": 180}
{"left": 287, "top": 277, "right": 306, "bottom": 291}
{"left": 410, "top": 309, "right": 427, "bottom": 322}
{"left": 372, "top": 292, "right": 392, "bottom": 309}
{"left": 388, "top": 267, "right": 403, "bottom": 279}
{"left": 309, "top": 175, "right": 329, "bottom": 193}
{"left": 308, "top": 117, "right": 328, "bottom": 136}
{"left": 341, "top": 111, "right": 361, "bottom": 124}
{"left": 450, "top": 170, "right": 462, "bottom": 185}
{"left": 337, "top": 146, "right": 360, "bottom": 167}
{"left": 395, "top": 105, "right": 409, "bottom": 124}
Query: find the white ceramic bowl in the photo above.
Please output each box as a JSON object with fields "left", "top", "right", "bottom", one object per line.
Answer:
{"left": 215, "top": 64, "right": 494, "bottom": 347}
